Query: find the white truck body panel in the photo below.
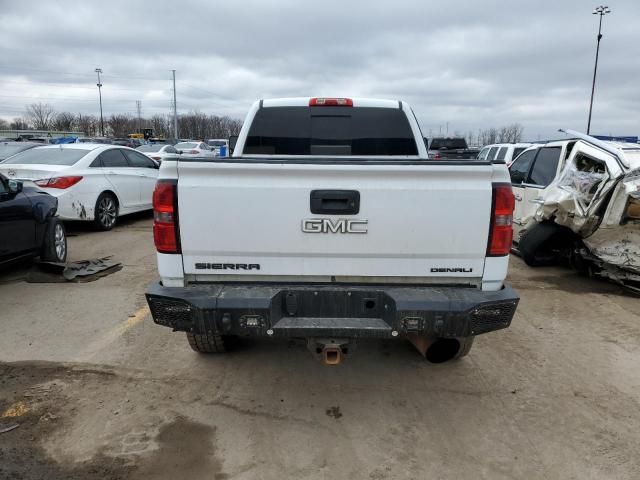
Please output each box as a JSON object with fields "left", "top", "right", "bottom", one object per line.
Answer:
{"left": 157, "top": 98, "right": 512, "bottom": 291}
{"left": 177, "top": 161, "right": 498, "bottom": 282}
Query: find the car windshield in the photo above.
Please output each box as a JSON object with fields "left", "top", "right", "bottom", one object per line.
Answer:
{"left": 0, "top": 144, "right": 31, "bottom": 161}
{"left": 176, "top": 142, "right": 198, "bottom": 149}
{"left": 2, "top": 147, "right": 90, "bottom": 165}
{"left": 138, "top": 145, "right": 163, "bottom": 152}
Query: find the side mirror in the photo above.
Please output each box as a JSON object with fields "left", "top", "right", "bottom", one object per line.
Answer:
{"left": 7, "top": 179, "right": 23, "bottom": 194}
{"left": 229, "top": 135, "right": 238, "bottom": 154}
{"left": 510, "top": 171, "right": 524, "bottom": 184}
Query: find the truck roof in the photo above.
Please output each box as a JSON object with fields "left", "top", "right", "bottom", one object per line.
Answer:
{"left": 261, "top": 97, "right": 402, "bottom": 109}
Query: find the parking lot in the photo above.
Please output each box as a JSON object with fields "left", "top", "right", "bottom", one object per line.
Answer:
{"left": 0, "top": 214, "right": 638, "bottom": 479}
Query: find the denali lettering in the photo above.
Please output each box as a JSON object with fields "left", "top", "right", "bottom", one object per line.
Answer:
{"left": 302, "top": 218, "right": 368, "bottom": 234}
{"left": 430, "top": 267, "right": 473, "bottom": 273}
{"left": 195, "top": 263, "right": 261, "bottom": 270}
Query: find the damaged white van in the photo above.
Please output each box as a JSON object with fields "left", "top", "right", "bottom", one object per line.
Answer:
{"left": 510, "top": 130, "right": 640, "bottom": 292}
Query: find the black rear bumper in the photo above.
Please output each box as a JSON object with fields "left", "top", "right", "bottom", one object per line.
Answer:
{"left": 146, "top": 282, "right": 519, "bottom": 339}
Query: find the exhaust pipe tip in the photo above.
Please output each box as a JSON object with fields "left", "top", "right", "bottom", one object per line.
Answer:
{"left": 425, "top": 338, "right": 461, "bottom": 364}
{"left": 323, "top": 347, "right": 342, "bottom": 366}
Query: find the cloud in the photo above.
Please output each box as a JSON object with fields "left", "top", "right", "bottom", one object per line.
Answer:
{"left": 0, "top": 0, "right": 638, "bottom": 140}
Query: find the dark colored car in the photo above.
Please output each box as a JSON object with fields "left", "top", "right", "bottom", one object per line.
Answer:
{"left": 0, "top": 142, "right": 41, "bottom": 162}
{"left": 0, "top": 173, "right": 67, "bottom": 266}
{"left": 427, "top": 137, "right": 481, "bottom": 160}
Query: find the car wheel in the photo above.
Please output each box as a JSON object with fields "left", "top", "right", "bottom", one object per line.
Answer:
{"left": 186, "top": 332, "right": 233, "bottom": 353}
{"left": 41, "top": 218, "right": 67, "bottom": 263}
{"left": 519, "top": 223, "right": 564, "bottom": 267}
{"left": 94, "top": 192, "right": 118, "bottom": 231}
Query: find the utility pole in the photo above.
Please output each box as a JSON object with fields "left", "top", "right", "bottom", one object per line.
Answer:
{"left": 587, "top": 5, "right": 612, "bottom": 134}
{"left": 446, "top": 122, "right": 449, "bottom": 135}
{"left": 136, "top": 100, "right": 142, "bottom": 133}
{"left": 171, "top": 70, "right": 178, "bottom": 139}
{"left": 95, "top": 68, "right": 104, "bottom": 137}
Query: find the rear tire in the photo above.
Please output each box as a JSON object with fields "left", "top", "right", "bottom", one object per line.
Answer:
{"left": 519, "top": 223, "right": 561, "bottom": 266}
{"left": 93, "top": 192, "right": 118, "bottom": 231}
{"left": 186, "top": 332, "right": 232, "bottom": 353}
{"left": 41, "top": 218, "right": 67, "bottom": 263}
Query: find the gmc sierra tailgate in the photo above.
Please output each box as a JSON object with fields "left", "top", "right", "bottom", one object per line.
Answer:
{"left": 177, "top": 160, "right": 493, "bottom": 284}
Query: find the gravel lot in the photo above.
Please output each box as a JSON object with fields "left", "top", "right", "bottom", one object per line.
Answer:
{"left": 1, "top": 213, "right": 639, "bottom": 479}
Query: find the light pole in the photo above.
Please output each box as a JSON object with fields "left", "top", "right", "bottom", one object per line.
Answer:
{"left": 587, "top": 5, "right": 611, "bottom": 135}
{"left": 95, "top": 68, "right": 105, "bottom": 137}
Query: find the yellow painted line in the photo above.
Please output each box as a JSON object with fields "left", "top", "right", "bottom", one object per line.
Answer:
{"left": 76, "top": 306, "right": 150, "bottom": 361}
{"left": 2, "top": 401, "right": 29, "bottom": 418}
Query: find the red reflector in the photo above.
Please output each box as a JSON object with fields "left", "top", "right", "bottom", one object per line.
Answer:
{"left": 34, "top": 176, "right": 83, "bottom": 189}
{"left": 153, "top": 180, "right": 180, "bottom": 254}
{"left": 487, "top": 184, "right": 515, "bottom": 256}
{"left": 309, "top": 97, "right": 353, "bottom": 107}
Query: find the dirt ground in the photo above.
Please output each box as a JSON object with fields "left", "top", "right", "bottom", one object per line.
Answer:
{"left": 1, "top": 213, "right": 639, "bottom": 479}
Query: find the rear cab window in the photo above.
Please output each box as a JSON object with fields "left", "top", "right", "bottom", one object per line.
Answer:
{"left": 496, "top": 147, "right": 508, "bottom": 161}
{"left": 244, "top": 106, "right": 418, "bottom": 156}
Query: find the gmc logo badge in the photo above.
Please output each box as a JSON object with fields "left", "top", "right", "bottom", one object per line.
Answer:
{"left": 302, "top": 218, "right": 368, "bottom": 234}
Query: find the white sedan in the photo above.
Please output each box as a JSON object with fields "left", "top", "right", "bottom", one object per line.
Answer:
{"left": 0, "top": 144, "right": 159, "bottom": 230}
{"left": 137, "top": 143, "right": 180, "bottom": 162}
{"left": 174, "top": 141, "right": 213, "bottom": 156}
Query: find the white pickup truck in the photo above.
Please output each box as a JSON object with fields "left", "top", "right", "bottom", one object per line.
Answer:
{"left": 146, "top": 97, "right": 519, "bottom": 364}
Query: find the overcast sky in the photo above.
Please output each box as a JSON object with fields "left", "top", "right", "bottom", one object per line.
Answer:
{"left": 1, "top": 0, "right": 638, "bottom": 140}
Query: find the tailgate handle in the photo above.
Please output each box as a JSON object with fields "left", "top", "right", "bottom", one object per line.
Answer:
{"left": 310, "top": 190, "right": 360, "bottom": 215}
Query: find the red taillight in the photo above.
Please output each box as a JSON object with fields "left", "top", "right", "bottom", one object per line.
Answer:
{"left": 487, "top": 183, "right": 515, "bottom": 256}
{"left": 151, "top": 156, "right": 161, "bottom": 160}
{"left": 153, "top": 180, "right": 180, "bottom": 254}
{"left": 190, "top": 150, "right": 199, "bottom": 154}
{"left": 434, "top": 152, "right": 441, "bottom": 160}
{"left": 309, "top": 97, "right": 353, "bottom": 107}
{"left": 34, "top": 176, "right": 83, "bottom": 189}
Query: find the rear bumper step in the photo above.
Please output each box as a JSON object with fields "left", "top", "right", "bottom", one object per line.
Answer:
{"left": 146, "top": 282, "right": 519, "bottom": 339}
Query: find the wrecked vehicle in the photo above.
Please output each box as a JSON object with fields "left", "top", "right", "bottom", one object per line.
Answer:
{"left": 511, "top": 130, "right": 640, "bottom": 292}
{"left": 146, "top": 97, "right": 520, "bottom": 365}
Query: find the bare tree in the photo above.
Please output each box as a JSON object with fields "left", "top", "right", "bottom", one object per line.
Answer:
{"left": 77, "top": 114, "right": 97, "bottom": 136}
{"left": 52, "top": 112, "right": 76, "bottom": 131}
{"left": 25, "top": 102, "right": 56, "bottom": 130}
{"left": 478, "top": 124, "right": 523, "bottom": 146}
{"left": 107, "top": 114, "right": 135, "bottom": 137}
{"left": 0, "top": 118, "right": 8, "bottom": 130}
{"left": 10, "top": 117, "right": 30, "bottom": 130}
{"left": 150, "top": 114, "right": 171, "bottom": 138}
